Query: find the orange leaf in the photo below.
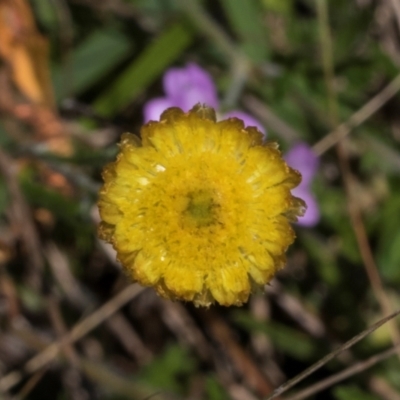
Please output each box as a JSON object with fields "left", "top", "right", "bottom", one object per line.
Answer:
{"left": 0, "top": 0, "right": 54, "bottom": 107}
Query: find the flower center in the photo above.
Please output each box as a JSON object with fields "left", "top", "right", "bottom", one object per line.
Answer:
{"left": 184, "top": 190, "right": 218, "bottom": 227}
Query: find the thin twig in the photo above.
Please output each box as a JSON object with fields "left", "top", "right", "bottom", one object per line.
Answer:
{"left": 160, "top": 301, "right": 213, "bottom": 362}
{"left": 266, "top": 281, "right": 325, "bottom": 338}
{"left": 46, "top": 241, "right": 152, "bottom": 364}
{"left": 0, "top": 284, "right": 145, "bottom": 392}
{"left": 264, "top": 308, "right": 400, "bottom": 399}
{"left": 312, "top": 72, "right": 400, "bottom": 155}
{"left": 369, "top": 376, "right": 400, "bottom": 400}
{"left": 45, "top": 295, "right": 88, "bottom": 399}
{"left": 197, "top": 308, "right": 278, "bottom": 398}
{"left": 388, "top": 0, "right": 400, "bottom": 29}
{"left": 316, "top": 0, "right": 400, "bottom": 351}
{"left": 244, "top": 95, "right": 300, "bottom": 142}
{"left": 265, "top": 1, "right": 400, "bottom": 396}
{"left": 285, "top": 344, "right": 400, "bottom": 400}
{"left": 9, "top": 325, "right": 173, "bottom": 400}
{"left": 11, "top": 369, "right": 47, "bottom": 400}
{"left": 176, "top": 0, "right": 249, "bottom": 71}
{"left": 0, "top": 148, "right": 43, "bottom": 290}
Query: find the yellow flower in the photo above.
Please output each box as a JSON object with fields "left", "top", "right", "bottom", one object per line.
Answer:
{"left": 98, "top": 105, "right": 305, "bottom": 307}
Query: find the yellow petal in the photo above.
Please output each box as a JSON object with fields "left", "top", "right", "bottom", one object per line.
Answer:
{"left": 97, "top": 105, "right": 306, "bottom": 307}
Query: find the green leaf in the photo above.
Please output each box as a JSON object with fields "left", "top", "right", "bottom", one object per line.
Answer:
{"left": 19, "top": 170, "right": 87, "bottom": 232}
{"left": 94, "top": 22, "right": 193, "bottom": 117}
{"left": 363, "top": 134, "right": 400, "bottom": 175}
{"left": 52, "top": 27, "right": 133, "bottom": 101}
{"left": 31, "top": 0, "right": 59, "bottom": 34}
{"left": 334, "top": 384, "right": 380, "bottom": 400}
{"left": 261, "top": 0, "right": 293, "bottom": 16}
{"left": 0, "top": 177, "right": 9, "bottom": 218}
{"left": 18, "top": 285, "right": 45, "bottom": 313}
{"left": 138, "top": 345, "right": 196, "bottom": 393}
{"left": 299, "top": 231, "right": 340, "bottom": 286}
{"left": 0, "top": 123, "right": 11, "bottom": 147}
{"left": 376, "top": 188, "right": 400, "bottom": 283}
{"left": 220, "top": 0, "right": 269, "bottom": 62}
{"left": 205, "top": 376, "right": 230, "bottom": 400}
{"left": 318, "top": 186, "right": 361, "bottom": 263}
{"left": 233, "top": 311, "right": 317, "bottom": 360}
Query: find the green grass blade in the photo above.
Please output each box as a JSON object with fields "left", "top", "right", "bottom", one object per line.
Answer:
{"left": 94, "top": 22, "right": 193, "bottom": 117}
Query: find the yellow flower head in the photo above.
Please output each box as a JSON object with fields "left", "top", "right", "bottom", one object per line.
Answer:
{"left": 98, "top": 105, "right": 305, "bottom": 307}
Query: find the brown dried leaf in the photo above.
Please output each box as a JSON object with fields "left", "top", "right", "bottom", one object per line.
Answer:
{"left": 0, "top": 0, "right": 54, "bottom": 107}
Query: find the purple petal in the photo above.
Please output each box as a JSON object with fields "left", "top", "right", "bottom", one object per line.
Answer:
{"left": 285, "top": 143, "right": 319, "bottom": 186}
{"left": 163, "top": 63, "right": 219, "bottom": 111}
{"left": 223, "top": 110, "right": 266, "bottom": 135}
{"left": 292, "top": 188, "right": 320, "bottom": 227}
{"left": 143, "top": 97, "right": 176, "bottom": 122}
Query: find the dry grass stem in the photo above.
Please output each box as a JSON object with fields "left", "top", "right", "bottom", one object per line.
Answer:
{"left": 0, "top": 284, "right": 145, "bottom": 392}
{"left": 285, "top": 344, "right": 400, "bottom": 400}
{"left": 264, "top": 308, "right": 400, "bottom": 399}
{"left": 313, "top": 72, "right": 400, "bottom": 155}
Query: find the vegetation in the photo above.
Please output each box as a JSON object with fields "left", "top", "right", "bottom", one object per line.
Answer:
{"left": 1, "top": 0, "right": 400, "bottom": 399}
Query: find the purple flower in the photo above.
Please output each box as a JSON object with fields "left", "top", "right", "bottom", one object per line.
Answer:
{"left": 144, "top": 62, "right": 265, "bottom": 134}
{"left": 285, "top": 143, "right": 320, "bottom": 227}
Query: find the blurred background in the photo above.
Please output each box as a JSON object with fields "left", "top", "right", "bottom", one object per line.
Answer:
{"left": 1, "top": 0, "right": 400, "bottom": 399}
